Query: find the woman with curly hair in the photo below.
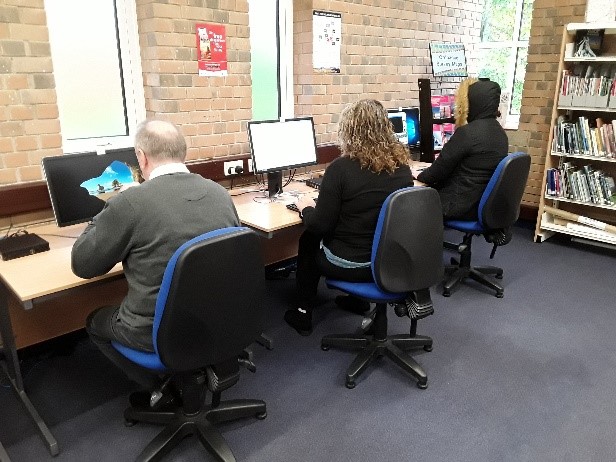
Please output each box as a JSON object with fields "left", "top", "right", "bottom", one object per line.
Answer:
{"left": 284, "top": 99, "right": 414, "bottom": 335}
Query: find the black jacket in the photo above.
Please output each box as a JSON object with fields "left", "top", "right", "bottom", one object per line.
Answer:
{"left": 417, "top": 80, "right": 508, "bottom": 220}
{"left": 301, "top": 156, "right": 413, "bottom": 263}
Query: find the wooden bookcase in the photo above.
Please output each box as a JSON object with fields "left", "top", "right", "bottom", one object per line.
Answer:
{"left": 534, "top": 22, "right": 616, "bottom": 247}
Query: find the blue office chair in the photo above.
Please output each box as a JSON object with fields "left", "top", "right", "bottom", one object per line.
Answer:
{"left": 112, "top": 227, "right": 266, "bottom": 462}
{"left": 442, "top": 151, "right": 531, "bottom": 298}
{"left": 321, "top": 187, "right": 444, "bottom": 389}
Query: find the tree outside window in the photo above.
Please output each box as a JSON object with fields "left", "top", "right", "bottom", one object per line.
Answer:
{"left": 475, "top": 0, "right": 533, "bottom": 128}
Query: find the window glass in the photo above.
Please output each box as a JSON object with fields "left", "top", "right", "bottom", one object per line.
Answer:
{"left": 46, "top": 0, "right": 126, "bottom": 140}
{"left": 511, "top": 47, "right": 528, "bottom": 115}
{"left": 44, "top": 0, "right": 144, "bottom": 152}
{"left": 480, "top": 0, "right": 516, "bottom": 42}
{"left": 477, "top": 47, "right": 512, "bottom": 88}
{"left": 249, "top": 0, "right": 280, "bottom": 121}
{"left": 475, "top": 0, "right": 533, "bottom": 128}
{"left": 519, "top": 0, "right": 533, "bottom": 41}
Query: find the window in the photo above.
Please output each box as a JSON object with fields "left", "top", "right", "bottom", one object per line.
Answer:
{"left": 44, "top": 0, "right": 145, "bottom": 153}
{"left": 248, "top": 0, "right": 293, "bottom": 121}
{"left": 475, "top": 0, "right": 533, "bottom": 129}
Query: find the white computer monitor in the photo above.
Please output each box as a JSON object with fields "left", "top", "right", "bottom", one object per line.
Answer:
{"left": 387, "top": 111, "right": 408, "bottom": 145}
{"left": 247, "top": 117, "right": 318, "bottom": 196}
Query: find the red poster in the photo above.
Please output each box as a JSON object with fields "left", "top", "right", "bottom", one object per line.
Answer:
{"left": 196, "top": 23, "right": 227, "bottom": 76}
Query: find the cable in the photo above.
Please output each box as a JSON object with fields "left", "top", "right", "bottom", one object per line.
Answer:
{"left": 37, "top": 233, "right": 80, "bottom": 239}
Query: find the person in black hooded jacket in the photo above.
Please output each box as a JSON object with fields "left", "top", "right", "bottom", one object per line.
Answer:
{"left": 417, "top": 78, "right": 509, "bottom": 221}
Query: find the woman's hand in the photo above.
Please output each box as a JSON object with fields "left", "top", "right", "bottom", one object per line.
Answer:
{"left": 295, "top": 194, "right": 316, "bottom": 213}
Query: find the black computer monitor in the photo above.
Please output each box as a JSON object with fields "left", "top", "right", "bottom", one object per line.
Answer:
{"left": 42, "top": 148, "right": 139, "bottom": 227}
{"left": 247, "top": 117, "right": 318, "bottom": 197}
{"left": 388, "top": 107, "right": 420, "bottom": 148}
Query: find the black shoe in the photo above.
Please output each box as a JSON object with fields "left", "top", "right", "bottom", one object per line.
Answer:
{"left": 335, "top": 295, "right": 370, "bottom": 315}
{"left": 284, "top": 308, "right": 312, "bottom": 336}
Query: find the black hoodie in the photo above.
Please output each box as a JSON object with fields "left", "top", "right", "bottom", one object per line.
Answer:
{"left": 417, "top": 80, "right": 508, "bottom": 220}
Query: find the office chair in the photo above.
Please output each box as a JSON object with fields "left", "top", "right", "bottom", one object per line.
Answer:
{"left": 442, "top": 151, "right": 531, "bottom": 298}
{"left": 321, "top": 187, "right": 444, "bottom": 389}
{"left": 112, "top": 227, "right": 266, "bottom": 462}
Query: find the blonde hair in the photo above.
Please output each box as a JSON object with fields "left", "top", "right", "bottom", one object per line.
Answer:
{"left": 454, "top": 77, "right": 478, "bottom": 127}
{"left": 337, "top": 99, "right": 409, "bottom": 174}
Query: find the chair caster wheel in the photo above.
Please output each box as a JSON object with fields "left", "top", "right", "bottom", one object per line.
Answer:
{"left": 496, "top": 291, "right": 504, "bottom": 298}
{"left": 256, "top": 411, "right": 267, "bottom": 420}
{"left": 417, "top": 380, "right": 428, "bottom": 390}
{"left": 423, "top": 344, "right": 432, "bottom": 352}
{"left": 496, "top": 273, "right": 503, "bottom": 279}
{"left": 345, "top": 380, "right": 356, "bottom": 389}
{"left": 124, "top": 419, "right": 137, "bottom": 427}
{"left": 321, "top": 345, "right": 330, "bottom": 351}
{"left": 442, "top": 290, "right": 451, "bottom": 297}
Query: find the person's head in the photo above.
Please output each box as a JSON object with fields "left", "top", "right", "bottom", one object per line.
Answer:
{"left": 454, "top": 78, "right": 501, "bottom": 127}
{"left": 337, "top": 99, "right": 409, "bottom": 174}
{"left": 134, "top": 119, "right": 187, "bottom": 180}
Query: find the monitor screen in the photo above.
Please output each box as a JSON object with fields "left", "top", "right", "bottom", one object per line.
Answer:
{"left": 388, "top": 111, "right": 408, "bottom": 145}
{"left": 42, "top": 148, "right": 140, "bottom": 227}
{"left": 247, "top": 117, "right": 318, "bottom": 174}
{"left": 389, "top": 107, "right": 420, "bottom": 147}
{"left": 402, "top": 107, "right": 420, "bottom": 147}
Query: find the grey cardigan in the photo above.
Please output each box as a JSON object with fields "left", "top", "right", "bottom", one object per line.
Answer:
{"left": 71, "top": 173, "right": 240, "bottom": 351}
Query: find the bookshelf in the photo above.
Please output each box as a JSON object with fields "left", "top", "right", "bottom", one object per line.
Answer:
{"left": 534, "top": 22, "right": 616, "bottom": 247}
{"left": 418, "top": 78, "right": 455, "bottom": 163}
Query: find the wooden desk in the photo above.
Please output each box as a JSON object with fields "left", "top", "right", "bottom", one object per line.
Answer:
{"left": 0, "top": 222, "right": 126, "bottom": 457}
{"left": 231, "top": 180, "right": 318, "bottom": 265}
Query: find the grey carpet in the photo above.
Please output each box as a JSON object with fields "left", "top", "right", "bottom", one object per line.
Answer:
{"left": 2, "top": 223, "right": 615, "bottom": 462}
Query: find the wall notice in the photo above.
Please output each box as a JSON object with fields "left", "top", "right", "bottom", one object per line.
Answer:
{"left": 196, "top": 23, "right": 227, "bottom": 77}
{"left": 313, "top": 10, "right": 341, "bottom": 74}
{"left": 429, "top": 42, "right": 467, "bottom": 77}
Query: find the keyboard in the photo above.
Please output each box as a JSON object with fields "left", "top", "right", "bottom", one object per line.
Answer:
{"left": 286, "top": 203, "right": 300, "bottom": 213}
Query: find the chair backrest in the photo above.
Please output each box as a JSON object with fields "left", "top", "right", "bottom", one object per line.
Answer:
{"left": 371, "top": 187, "right": 444, "bottom": 293}
{"left": 478, "top": 152, "right": 531, "bottom": 230}
{"left": 153, "top": 227, "right": 265, "bottom": 371}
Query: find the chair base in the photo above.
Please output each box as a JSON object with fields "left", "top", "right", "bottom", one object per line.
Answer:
{"left": 443, "top": 257, "right": 504, "bottom": 298}
{"left": 443, "top": 236, "right": 504, "bottom": 298}
{"left": 125, "top": 399, "right": 266, "bottom": 462}
{"left": 321, "top": 304, "right": 432, "bottom": 389}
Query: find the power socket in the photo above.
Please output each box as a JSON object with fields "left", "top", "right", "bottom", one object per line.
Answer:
{"left": 224, "top": 160, "right": 244, "bottom": 176}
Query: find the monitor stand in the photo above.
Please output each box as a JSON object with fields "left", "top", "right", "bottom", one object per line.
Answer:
{"left": 267, "top": 171, "right": 283, "bottom": 197}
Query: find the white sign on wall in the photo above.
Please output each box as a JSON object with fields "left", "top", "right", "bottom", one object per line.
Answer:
{"left": 313, "top": 10, "right": 341, "bottom": 74}
{"left": 429, "top": 42, "right": 468, "bottom": 77}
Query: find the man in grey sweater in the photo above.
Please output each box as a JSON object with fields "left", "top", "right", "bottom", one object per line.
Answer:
{"left": 72, "top": 119, "right": 240, "bottom": 389}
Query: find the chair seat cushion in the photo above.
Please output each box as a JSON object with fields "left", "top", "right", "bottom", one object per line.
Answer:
{"left": 325, "top": 279, "right": 405, "bottom": 303}
{"left": 444, "top": 219, "right": 485, "bottom": 234}
{"left": 112, "top": 341, "right": 168, "bottom": 373}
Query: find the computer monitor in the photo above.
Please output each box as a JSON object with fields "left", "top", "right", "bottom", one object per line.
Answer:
{"left": 388, "top": 107, "right": 420, "bottom": 148}
{"left": 247, "top": 117, "right": 318, "bottom": 197}
{"left": 42, "top": 148, "right": 140, "bottom": 227}
{"left": 388, "top": 111, "right": 408, "bottom": 145}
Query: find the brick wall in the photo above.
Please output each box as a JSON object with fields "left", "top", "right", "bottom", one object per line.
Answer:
{"left": 296, "top": 0, "right": 484, "bottom": 145}
{"left": 511, "top": 0, "right": 586, "bottom": 208}
{"left": 0, "top": 0, "right": 61, "bottom": 185}
{"left": 136, "top": 0, "right": 251, "bottom": 161}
